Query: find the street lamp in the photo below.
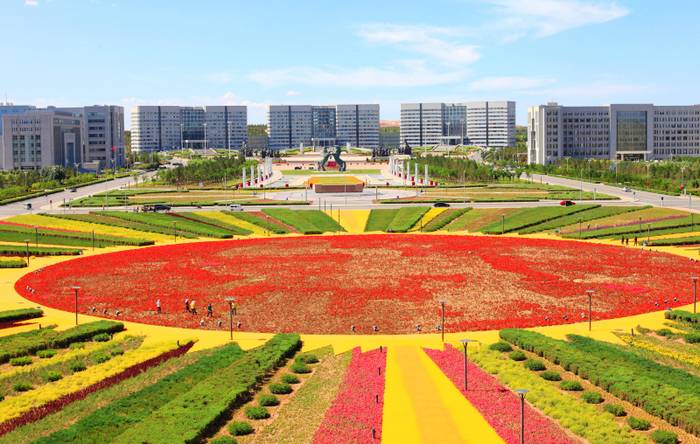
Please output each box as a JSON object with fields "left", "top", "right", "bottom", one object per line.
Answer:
{"left": 459, "top": 339, "right": 476, "bottom": 391}
{"left": 501, "top": 215, "right": 505, "bottom": 235}
{"left": 225, "top": 297, "right": 237, "bottom": 340}
{"left": 71, "top": 286, "right": 81, "bottom": 325}
{"left": 515, "top": 389, "right": 529, "bottom": 444}
{"left": 693, "top": 277, "right": 698, "bottom": 314}
{"left": 439, "top": 301, "right": 446, "bottom": 342}
{"left": 24, "top": 239, "right": 30, "bottom": 266}
{"left": 586, "top": 289, "right": 594, "bottom": 331}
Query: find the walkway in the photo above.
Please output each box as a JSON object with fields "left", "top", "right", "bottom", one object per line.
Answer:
{"left": 382, "top": 345, "right": 504, "bottom": 444}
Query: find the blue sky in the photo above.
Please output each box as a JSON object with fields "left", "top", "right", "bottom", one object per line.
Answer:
{"left": 3, "top": 0, "right": 700, "bottom": 126}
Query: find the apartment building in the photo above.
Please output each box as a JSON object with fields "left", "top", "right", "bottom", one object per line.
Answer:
{"left": 527, "top": 103, "right": 700, "bottom": 164}
{"left": 57, "top": 105, "right": 125, "bottom": 169}
{"left": 400, "top": 101, "right": 516, "bottom": 148}
{"left": 1, "top": 109, "right": 82, "bottom": 170}
{"left": 130, "top": 105, "right": 247, "bottom": 151}
{"left": 336, "top": 104, "right": 380, "bottom": 149}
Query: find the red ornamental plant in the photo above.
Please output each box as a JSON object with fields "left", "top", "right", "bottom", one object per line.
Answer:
{"left": 14, "top": 235, "right": 700, "bottom": 334}
{"left": 313, "top": 347, "right": 386, "bottom": 443}
{"left": 424, "top": 345, "right": 578, "bottom": 444}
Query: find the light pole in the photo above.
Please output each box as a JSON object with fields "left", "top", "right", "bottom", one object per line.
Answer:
{"left": 203, "top": 123, "right": 208, "bottom": 152}
{"left": 34, "top": 226, "right": 38, "bottom": 247}
{"left": 459, "top": 339, "right": 476, "bottom": 391}
{"left": 225, "top": 297, "right": 237, "bottom": 340}
{"left": 515, "top": 389, "right": 529, "bottom": 444}
{"left": 24, "top": 239, "right": 30, "bottom": 266}
{"left": 439, "top": 301, "right": 445, "bottom": 342}
{"left": 693, "top": 277, "right": 698, "bottom": 314}
{"left": 501, "top": 215, "right": 505, "bottom": 235}
{"left": 71, "top": 286, "right": 81, "bottom": 325}
{"left": 586, "top": 289, "right": 594, "bottom": 331}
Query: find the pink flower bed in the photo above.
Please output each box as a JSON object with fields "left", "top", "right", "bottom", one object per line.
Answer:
{"left": 424, "top": 345, "right": 578, "bottom": 444}
{"left": 313, "top": 347, "right": 386, "bottom": 443}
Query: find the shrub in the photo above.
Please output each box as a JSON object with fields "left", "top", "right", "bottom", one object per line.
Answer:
{"left": 656, "top": 328, "right": 674, "bottom": 337}
{"left": 281, "top": 374, "right": 300, "bottom": 384}
{"left": 540, "top": 371, "right": 562, "bottom": 381}
{"left": 13, "top": 382, "right": 32, "bottom": 392}
{"left": 259, "top": 394, "right": 280, "bottom": 406}
{"left": 52, "top": 320, "right": 124, "bottom": 348}
{"left": 489, "top": 341, "right": 513, "bottom": 352}
{"left": 245, "top": 406, "right": 270, "bottom": 420}
{"left": 0, "top": 307, "right": 43, "bottom": 323}
{"left": 70, "top": 361, "right": 87, "bottom": 373}
{"left": 110, "top": 348, "right": 124, "bottom": 356}
{"left": 37, "top": 349, "right": 56, "bottom": 359}
{"left": 604, "top": 404, "right": 626, "bottom": 417}
{"left": 291, "top": 362, "right": 311, "bottom": 374}
{"left": 10, "top": 356, "right": 32, "bottom": 366}
{"left": 269, "top": 382, "right": 293, "bottom": 395}
{"left": 69, "top": 342, "right": 86, "bottom": 350}
{"left": 628, "top": 417, "right": 651, "bottom": 431}
{"left": 524, "top": 359, "right": 546, "bottom": 371}
{"left": 92, "top": 333, "right": 110, "bottom": 342}
{"left": 582, "top": 391, "right": 603, "bottom": 404}
{"left": 685, "top": 332, "right": 700, "bottom": 344}
{"left": 560, "top": 380, "right": 583, "bottom": 391}
{"left": 45, "top": 371, "right": 63, "bottom": 382}
{"left": 93, "top": 353, "right": 111, "bottom": 364}
{"left": 651, "top": 430, "right": 679, "bottom": 444}
{"left": 211, "top": 437, "right": 237, "bottom": 444}
{"left": 509, "top": 351, "right": 526, "bottom": 361}
{"left": 228, "top": 421, "right": 254, "bottom": 436}
{"left": 296, "top": 353, "right": 319, "bottom": 364}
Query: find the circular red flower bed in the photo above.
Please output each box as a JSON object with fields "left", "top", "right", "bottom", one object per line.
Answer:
{"left": 15, "top": 234, "right": 700, "bottom": 334}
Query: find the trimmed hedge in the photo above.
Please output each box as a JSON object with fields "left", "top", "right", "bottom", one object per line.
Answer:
{"left": 628, "top": 417, "right": 651, "bottom": 431}
{"left": 282, "top": 374, "right": 300, "bottom": 384}
{"left": 0, "top": 307, "right": 43, "bottom": 324}
{"left": 540, "top": 370, "right": 561, "bottom": 381}
{"left": 581, "top": 391, "right": 603, "bottom": 404}
{"left": 665, "top": 309, "right": 700, "bottom": 324}
{"left": 0, "top": 244, "right": 82, "bottom": 257}
{"left": 524, "top": 359, "right": 546, "bottom": 371}
{"left": 604, "top": 404, "right": 626, "bottom": 417}
{"left": 560, "top": 380, "right": 583, "bottom": 391}
{"left": 269, "top": 382, "right": 293, "bottom": 394}
{"left": 245, "top": 406, "right": 270, "bottom": 420}
{"left": 509, "top": 350, "right": 526, "bottom": 361}
{"left": 0, "top": 259, "right": 28, "bottom": 268}
{"left": 422, "top": 208, "right": 471, "bottom": 232}
{"left": 229, "top": 421, "right": 254, "bottom": 436}
{"left": 258, "top": 394, "right": 280, "bottom": 406}
{"left": 481, "top": 205, "right": 599, "bottom": 234}
{"left": 651, "top": 430, "right": 679, "bottom": 444}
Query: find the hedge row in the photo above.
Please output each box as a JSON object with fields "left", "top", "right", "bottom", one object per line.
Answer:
{"left": 49, "top": 213, "right": 196, "bottom": 238}
{"left": 0, "top": 224, "right": 152, "bottom": 247}
{"left": 176, "top": 213, "right": 252, "bottom": 236}
{"left": 0, "top": 321, "right": 124, "bottom": 364}
{"left": 500, "top": 329, "right": 700, "bottom": 435}
{"left": 0, "top": 244, "right": 82, "bottom": 257}
{"left": 97, "top": 212, "right": 232, "bottom": 238}
{"left": 562, "top": 215, "right": 696, "bottom": 239}
{"left": 422, "top": 208, "right": 471, "bottom": 232}
{"left": 36, "top": 343, "right": 245, "bottom": 444}
{"left": 0, "top": 308, "right": 43, "bottom": 324}
{"left": 112, "top": 333, "right": 301, "bottom": 443}
{"left": 0, "top": 259, "right": 26, "bottom": 268}
{"left": 665, "top": 309, "right": 700, "bottom": 324}
{"left": 481, "top": 205, "right": 599, "bottom": 234}
{"left": 649, "top": 236, "right": 700, "bottom": 246}
{"left": 519, "top": 206, "right": 647, "bottom": 235}
{"left": 225, "top": 211, "right": 290, "bottom": 234}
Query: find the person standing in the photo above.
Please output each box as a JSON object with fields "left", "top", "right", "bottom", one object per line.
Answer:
{"left": 190, "top": 300, "right": 197, "bottom": 315}
{"left": 156, "top": 298, "right": 161, "bottom": 314}
{"left": 184, "top": 298, "right": 190, "bottom": 313}
{"left": 207, "top": 303, "right": 213, "bottom": 317}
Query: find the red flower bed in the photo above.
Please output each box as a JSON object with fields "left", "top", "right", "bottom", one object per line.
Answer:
{"left": 313, "top": 347, "right": 386, "bottom": 443}
{"left": 14, "top": 234, "right": 700, "bottom": 334}
{"left": 424, "top": 345, "right": 578, "bottom": 444}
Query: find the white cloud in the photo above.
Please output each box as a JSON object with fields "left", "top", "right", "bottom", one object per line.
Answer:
{"left": 286, "top": 90, "right": 300, "bottom": 96}
{"left": 358, "top": 24, "right": 480, "bottom": 66}
{"left": 481, "top": 0, "right": 629, "bottom": 38}
{"left": 468, "top": 76, "right": 557, "bottom": 91}
{"left": 25, "top": 0, "right": 38, "bottom": 6}
{"left": 249, "top": 60, "right": 467, "bottom": 88}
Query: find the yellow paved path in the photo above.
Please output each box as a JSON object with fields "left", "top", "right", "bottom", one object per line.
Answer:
{"left": 382, "top": 345, "right": 504, "bottom": 444}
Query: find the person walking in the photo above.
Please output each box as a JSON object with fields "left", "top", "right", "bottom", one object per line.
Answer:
{"left": 156, "top": 298, "right": 161, "bottom": 314}
{"left": 190, "top": 300, "right": 197, "bottom": 315}
{"left": 207, "top": 303, "right": 213, "bottom": 317}
{"left": 184, "top": 298, "right": 190, "bottom": 313}
{"left": 634, "top": 236, "right": 638, "bottom": 246}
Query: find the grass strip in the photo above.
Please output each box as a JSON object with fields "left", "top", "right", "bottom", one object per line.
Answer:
{"left": 176, "top": 212, "right": 252, "bottom": 236}
{"left": 262, "top": 209, "right": 323, "bottom": 234}
{"left": 519, "top": 206, "right": 647, "bottom": 234}
{"left": 364, "top": 209, "right": 398, "bottom": 232}
{"left": 0, "top": 308, "right": 42, "bottom": 324}
{"left": 386, "top": 207, "right": 430, "bottom": 232}
{"left": 422, "top": 208, "right": 471, "bottom": 232}
{"left": 481, "top": 205, "right": 599, "bottom": 234}
{"left": 225, "top": 211, "right": 290, "bottom": 234}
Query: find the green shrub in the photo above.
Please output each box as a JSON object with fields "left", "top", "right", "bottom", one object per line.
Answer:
{"left": 656, "top": 328, "right": 674, "bottom": 337}
{"left": 482, "top": 205, "right": 598, "bottom": 234}
{"left": 582, "top": 391, "right": 603, "bottom": 404}
{"left": 245, "top": 406, "right": 270, "bottom": 420}
{"left": 628, "top": 417, "right": 651, "bottom": 431}
{"left": 604, "top": 404, "right": 626, "bottom": 417}
{"left": 524, "top": 359, "right": 546, "bottom": 371}
{"left": 489, "top": 341, "right": 513, "bottom": 352}
{"left": 259, "top": 394, "right": 280, "bottom": 406}
{"left": 45, "top": 371, "right": 63, "bottom": 382}
{"left": 92, "top": 333, "right": 110, "bottom": 342}
{"left": 560, "top": 380, "right": 583, "bottom": 391}
{"left": 10, "top": 356, "right": 32, "bottom": 366}
{"left": 52, "top": 320, "right": 124, "bottom": 348}
{"left": 70, "top": 361, "right": 87, "bottom": 373}
{"left": 296, "top": 353, "right": 319, "bottom": 364}
{"left": 509, "top": 351, "right": 526, "bottom": 361}
{"left": 211, "top": 437, "right": 237, "bottom": 444}
{"left": 291, "top": 362, "right": 311, "bottom": 374}
{"left": 93, "top": 353, "right": 111, "bottom": 364}
{"left": 110, "top": 348, "right": 124, "bottom": 356}
{"left": 269, "top": 382, "right": 293, "bottom": 395}
{"left": 651, "top": 430, "right": 679, "bottom": 444}
{"left": 69, "top": 342, "right": 85, "bottom": 350}
{"left": 37, "top": 349, "right": 56, "bottom": 359}
{"left": 228, "top": 421, "right": 254, "bottom": 436}
{"left": 685, "top": 332, "right": 700, "bottom": 344}
{"left": 13, "top": 382, "right": 32, "bottom": 392}
{"left": 0, "top": 307, "right": 43, "bottom": 323}
{"left": 281, "top": 374, "right": 300, "bottom": 384}
{"left": 540, "top": 371, "right": 561, "bottom": 381}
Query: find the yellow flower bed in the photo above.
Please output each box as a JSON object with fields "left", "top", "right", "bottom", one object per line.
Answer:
{"left": 0, "top": 339, "right": 184, "bottom": 423}
{"left": 619, "top": 334, "right": 700, "bottom": 368}
{"left": 192, "top": 211, "right": 265, "bottom": 235}
{"left": 0, "top": 341, "right": 105, "bottom": 381}
{"left": 5, "top": 214, "right": 169, "bottom": 243}
{"left": 409, "top": 207, "right": 445, "bottom": 232}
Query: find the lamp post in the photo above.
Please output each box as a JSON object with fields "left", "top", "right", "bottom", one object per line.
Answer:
{"left": 586, "top": 289, "right": 594, "bottom": 331}
{"left": 225, "top": 297, "right": 237, "bottom": 340}
{"left": 501, "top": 215, "right": 505, "bottom": 235}
{"left": 71, "top": 286, "right": 81, "bottom": 325}
{"left": 459, "top": 339, "right": 476, "bottom": 391}
{"left": 24, "top": 239, "right": 30, "bottom": 266}
{"left": 515, "top": 389, "right": 529, "bottom": 444}
{"left": 439, "top": 301, "right": 445, "bottom": 342}
{"left": 693, "top": 277, "right": 698, "bottom": 314}
{"left": 34, "top": 226, "right": 38, "bottom": 247}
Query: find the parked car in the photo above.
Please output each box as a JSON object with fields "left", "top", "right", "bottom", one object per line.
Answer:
{"left": 67, "top": 187, "right": 77, "bottom": 193}
{"left": 560, "top": 200, "right": 575, "bottom": 206}
{"left": 294, "top": 166, "right": 302, "bottom": 170}
{"left": 622, "top": 186, "right": 631, "bottom": 192}
{"left": 143, "top": 204, "right": 171, "bottom": 212}
{"left": 228, "top": 204, "right": 244, "bottom": 212}
{"left": 433, "top": 202, "right": 451, "bottom": 208}
{"left": 25, "top": 203, "right": 32, "bottom": 210}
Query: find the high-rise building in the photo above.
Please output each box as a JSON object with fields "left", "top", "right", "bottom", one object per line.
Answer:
{"left": 311, "top": 106, "right": 336, "bottom": 147}
{"left": 130, "top": 105, "right": 248, "bottom": 152}
{"left": 336, "top": 104, "right": 380, "bottom": 149}
{"left": 400, "top": 101, "right": 516, "bottom": 148}
{"left": 57, "top": 105, "right": 125, "bottom": 169}
{"left": 268, "top": 105, "right": 313, "bottom": 150}
{"left": 527, "top": 103, "right": 700, "bottom": 164}
{"left": 0, "top": 104, "right": 37, "bottom": 160}
{"left": 1, "top": 109, "right": 82, "bottom": 171}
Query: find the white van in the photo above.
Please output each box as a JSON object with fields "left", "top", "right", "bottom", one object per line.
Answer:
{"left": 228, "top": 204, "right": 244, "bottom": 212}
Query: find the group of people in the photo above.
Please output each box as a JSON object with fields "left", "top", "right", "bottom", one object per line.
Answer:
{"left": 183, "top": 298, "right": 214, "bottom": 317}
{"left": 620, "top": 236, "right": 639, "bottom": 246}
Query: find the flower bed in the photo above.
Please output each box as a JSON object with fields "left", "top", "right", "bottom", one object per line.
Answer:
{"left": 313, "top": 347, "right": 386, "bottom": 443}
{"left": 425, "top": 345, "right": 578, "bottom": 443}
{"left": 0, "top": 221, "right": 152, "bottom": 247}
{"left": 15, "top": 234, "right": 700, "bottom": 334}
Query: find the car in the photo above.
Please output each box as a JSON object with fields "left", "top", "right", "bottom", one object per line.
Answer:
{"left": 622, "top": 186, "right": 631, "bottom": 192}
{"left": 433, "top": 202, "right": 451, "bottom": 208}
{"left": 228, "top": 204, "right": 244, "bottom": 212}
{"left": 293, "top": 166, "right": 302, "bottom": 170}
{"left": 25, "top": 203, "right": 32, "bottom": 210}
{"left": 143, "top": 204, "right": 171, "bottom": 212}
{"left": 67, "top": 187, "right": 77, "bottom": 193}
{"left": 560, "top": 200, "right": 575, "bottom": 206}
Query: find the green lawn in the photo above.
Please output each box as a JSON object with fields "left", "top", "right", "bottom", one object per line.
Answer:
{"left": 519, "top": 206, "right": 648, "bottom": 234}
{"left": 481, "top": 205, "right": 600, "bottom": 234}
{"left": 364, "top": 209, "right": 399, "bottom": 232}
